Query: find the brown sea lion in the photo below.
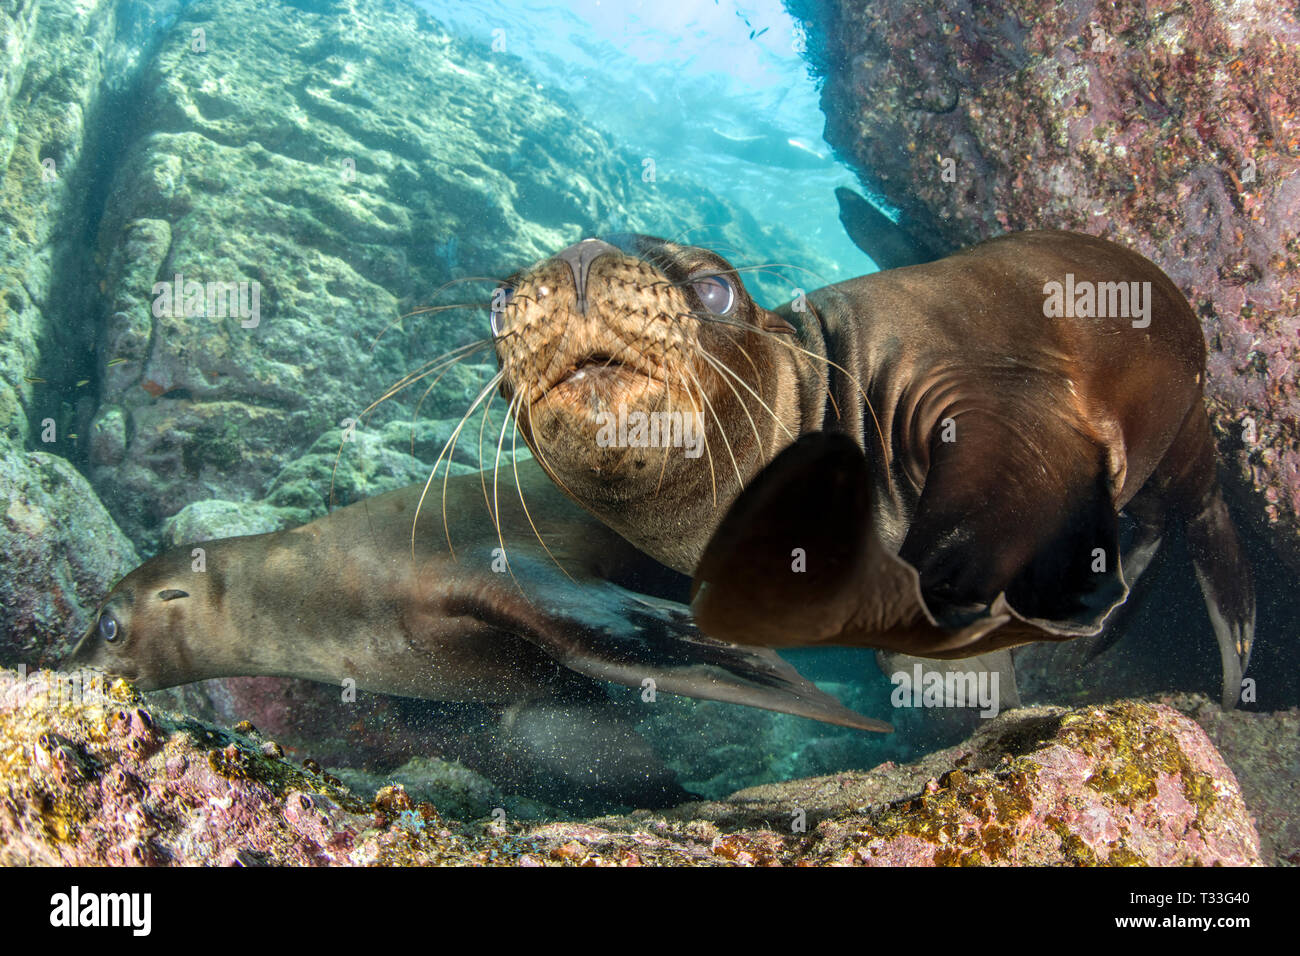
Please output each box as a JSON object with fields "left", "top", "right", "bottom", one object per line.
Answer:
{"left": 488, "top": 231, "right": 1255, "bottom": 708}
{"left": 65, "top": 459, "right": 886, "bottom": 733}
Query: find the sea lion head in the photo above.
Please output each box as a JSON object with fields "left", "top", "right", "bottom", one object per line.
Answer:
{"left": 489, "top": 235, "right": 805, "bottom": 571}
{"left": 65, "top": 545, "right": 220, "bottom": 690}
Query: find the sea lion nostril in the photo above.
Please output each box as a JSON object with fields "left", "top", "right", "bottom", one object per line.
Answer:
{"left": 553, "top": 238, "right": 621, "bottom": 314}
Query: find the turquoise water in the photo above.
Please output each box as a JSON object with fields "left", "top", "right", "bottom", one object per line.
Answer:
{"left": 415, "top": 0, "right": 869, "bottom": 281}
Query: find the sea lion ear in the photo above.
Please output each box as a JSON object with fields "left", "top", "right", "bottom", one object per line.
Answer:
{"left": 156, "top": 589, "right": 189, "bottom": 601}
{"left": 758, "top": 309, "right": 797, "bottom": 335}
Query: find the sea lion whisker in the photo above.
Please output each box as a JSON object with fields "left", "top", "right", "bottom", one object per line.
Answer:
{"left": 363, "top": 339, "right": 492, "bottom": 419}
{"left": 682, "top": 361, "right": 744, "bottom": 493}
{"left": 327, "top": 342, "right": 498, "bottom": 507}
{"left": 765, "top": 335, "right": 889, "bottom": 461}
{"left": 521, "top": 398, "right": 582, "bottom": 502}
{"left": 413, "top": 369, "right": 505, "bottom": 560}
{"left": 508, "top": 402, "right": 579, "bottom": 586}
{"left": 408, "top": 345, "right": 498, "bottom": 431}
{"left": 476, "top": 382, "right": 503, "bottom": 533}
{"left": 673, "top": 366, "right": 717, "bottom": 508}
{"left": 399, "top": 274, "right": 518, "bottom": 320}
{"left": 697, "top": 344, "right": 791, "bottom": 456}
{"left": 660, "top": 223, "right": 737, "bottom": 248}
{"left": 650, "top": 354, "right": 681, "bottom": 497}
{"left": 371, "top": 301, "right": 491, "bottom": 354}
{"left": 490, "top": 391, "right": 528, "bottom": 595}
{"left": 677, "top": 313, "right": 885, "bottom": 459}
{"left": 729, "top": 261, "right": 833, "bottom": 288}
{"left": 667, "top": 308, "right": 783, "bottom": 437}
{"left": 694, "top": 347, "right": 768, "bottom": 459}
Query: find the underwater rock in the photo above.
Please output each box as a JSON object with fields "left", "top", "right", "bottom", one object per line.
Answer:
{"left": 790, "top": 0, "right": 1300, "bottom": 565}
{"left": 0, "top": 668, "right": 1262, "bottom": 865}
{"left": 0, "top": 0, "right": 178, "bottom": 660}
{"left": 0, "top": 450, "right": 137, "bottom": 664}
{"left": 157, "top": 414, "right": 516, "bottom": 544}
{"left": 1172, "top": 692, "right": 1300, "bottom": 866}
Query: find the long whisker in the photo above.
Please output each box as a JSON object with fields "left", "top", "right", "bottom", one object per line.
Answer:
{"left": 369, "top": 301, "right": 487, "bottom": 354}
{"left": 490, "top": 391, "right": 526, "bottom": 593}
{"left": 652, "top": 358, "right": 676, "bottom": 496}
{"left": 475, "top": 379, "right": 501, "bottom": 529}
{"left": 674, "top": 367, "right": 716, "bottom": 508}
{"left": 411, "top": 369, "right": 504, "bottom": 560}
{"left": 510, "top": 403, "right": 578, "bottom": 584}
{"left": 683, "top": 323, "right": 795, "bottom": 449}
{"left": 695, "top": 346, "right": 775, "bottom": 461}
{"left": 520, "top": 398, "right": 582, "bottom": 502}
{"left": 673, "top": 308, "right": 889, "bottom": 462}
{"left": 683, "top": 361, "right": 743, "bottom": 496}
{"left": 327, "top": 340, "right": 495, "bottom": 507}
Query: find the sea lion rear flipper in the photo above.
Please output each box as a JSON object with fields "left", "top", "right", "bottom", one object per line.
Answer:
{"left": 834, "top": 187, "right": 947, "bottom": 270}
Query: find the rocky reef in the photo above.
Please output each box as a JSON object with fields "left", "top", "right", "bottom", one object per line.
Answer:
{"left": 0, "top": 668, "right": 1267, "bottom": 865}
{"left": 790, "top": 0, "right": 1300, "bottom": 566}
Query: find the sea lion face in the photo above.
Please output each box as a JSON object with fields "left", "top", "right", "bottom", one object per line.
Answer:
{"left": 65, "top": 548, "right": 210, "bottom": 690}
{"left": 490, "top": 235, "right": 799, "bottom": 570}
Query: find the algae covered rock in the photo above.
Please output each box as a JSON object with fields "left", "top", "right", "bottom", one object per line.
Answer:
{"left": 0, "top": 670, "right": 1262, "bottom": 866}
{"left": 0, "top": 0, "right": 179, "bottom": 661}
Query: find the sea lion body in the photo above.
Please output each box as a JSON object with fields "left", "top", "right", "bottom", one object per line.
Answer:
{"left": 67, "top": 460, "right": 886, "bottom": 732}
{"left": 490, "top": 231, "right": 1255, "bottom": 706}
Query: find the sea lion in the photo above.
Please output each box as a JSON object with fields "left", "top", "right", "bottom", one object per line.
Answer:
{"left": 487, "top": 230, "right": 1255, "bottom": 708}
{"left": 65, "top": 458, "right": 887, "bottom": 735}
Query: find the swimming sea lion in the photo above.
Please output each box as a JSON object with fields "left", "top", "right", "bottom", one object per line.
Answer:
{"left": 65, "top": 458, "right": 887, "bottom": 734}
{"left": 488, "top": 230, "right": 1255, "bottom": 708}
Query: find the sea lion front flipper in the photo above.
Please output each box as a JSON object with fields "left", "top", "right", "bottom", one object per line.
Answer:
{"left": 898, "top": 404, "right": 1130, "bottom": 638}
{"left": 689, "top": 432, "right": 1018, "bottom": 659}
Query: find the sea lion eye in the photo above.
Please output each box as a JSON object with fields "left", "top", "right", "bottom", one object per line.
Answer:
{"left": 489, "top": 285, "right": 514, "bottom": 337}
{"left": 98, "top": 611, "right": 120, "bottom": 643}
{"left": 691, "top": 275, "right": 735, "bottom": 315}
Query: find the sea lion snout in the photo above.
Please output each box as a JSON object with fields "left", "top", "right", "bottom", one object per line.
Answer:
{"left": 550, "top": 237, "right": 622, "bottom": 313}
